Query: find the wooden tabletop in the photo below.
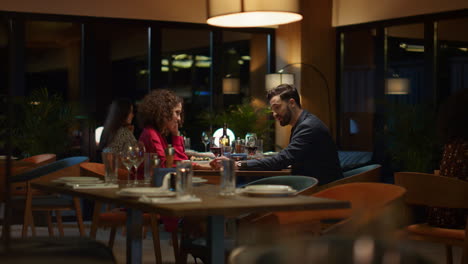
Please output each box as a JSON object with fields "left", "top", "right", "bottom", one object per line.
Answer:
{"left": 31, "top": 182, "right": 350, "bottom": 217}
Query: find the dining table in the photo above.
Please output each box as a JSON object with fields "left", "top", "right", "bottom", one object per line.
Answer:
{"left": 194, "top": 169, "right": 292, "bottom": 185}
{"left": 31, "top": 182, "right": 350, "bottom": 264}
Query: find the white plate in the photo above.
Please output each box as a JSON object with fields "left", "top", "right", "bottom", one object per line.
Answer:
{"left": 56, "top": 177, "right": 102, "bottom": 184}
{"left": 241, "top": 185, "right": 297, "bottom": 197}
{"left": 116, "top": 187, "right": 176, "bottom": 198}
{"left": 192, "top": 177, "right": 208, "bottom": 184}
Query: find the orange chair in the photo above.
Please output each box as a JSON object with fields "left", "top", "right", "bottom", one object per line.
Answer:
{"left": 254, "top": 182, "right": 406, "bottom": 236}
{"left": 81, "top": 162, "right": 178, "bottom": 264}
{"left": 306, "top": 164, "right": 381, "bottom": 194}
{"left": 395, "top": 172, "right": 468, "bottom": 264}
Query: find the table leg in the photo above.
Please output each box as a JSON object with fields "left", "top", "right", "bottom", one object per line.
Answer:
{"left": 126, "top": 208, "right": 143, "bottom": 264}
{"left": 207, "top": 215, "right": 225, "bottom": 264}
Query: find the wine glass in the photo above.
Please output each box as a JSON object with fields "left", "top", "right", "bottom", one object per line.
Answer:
{"left": 121, "top": 145, "right": 137, "bottom": 187}
{"left": 201, "top": 131, "right": 210, "bottom": 152}
{"left": 209, "top": 137, "right": 222, "bottom": 157}
{"left": 132, "top": 142, "right": 146, "bottom": 186}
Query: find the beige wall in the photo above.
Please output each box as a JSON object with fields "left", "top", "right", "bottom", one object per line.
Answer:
{"left": 0, "top": 0, "right": 207, "bottom": 24}
{"left": 333, "top": 0, "right": 468, "bottom": 26}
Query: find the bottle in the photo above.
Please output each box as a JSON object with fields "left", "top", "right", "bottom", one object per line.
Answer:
{"left": 219, "top": 123, "right": 230, "bottom": 147}
{"left": 165, "top": 144, "right": 175, "bottom": 168}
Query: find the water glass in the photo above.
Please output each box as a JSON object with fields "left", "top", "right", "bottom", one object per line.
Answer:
{"left": 144, "top": 153, "right": 160, "bottom": 186}
{"left": 176, "top": 161, "right": 193, "bottom": 197}
{"left": 220, "top": 159, "right": 236, "bottom": 196}
{"left": 102, "top": 151, "right": 119, "bottom": 184}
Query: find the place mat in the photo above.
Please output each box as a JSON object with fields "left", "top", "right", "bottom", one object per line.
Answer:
{"left": 139, "top": 195, "right": 201, "bottom": 204}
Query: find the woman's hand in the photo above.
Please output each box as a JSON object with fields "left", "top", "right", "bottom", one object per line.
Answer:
{"left": 209, "top": 156, "right": 231, "bottom": 170}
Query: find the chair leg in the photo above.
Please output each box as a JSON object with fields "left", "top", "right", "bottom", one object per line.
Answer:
{"left": 72, "top": 197, "right": 85, "bottom": 236}
{"left": 90, "top": 201, "right": 102, "bottom": 239}
{"left": 22, "top": 186, "right": 33, "bottom": 238}
{"left": 30, "top": 210, "right": 36, "bottom": 237}
{"left": 108, "top": 227, "right": 117, "bottom": 248}
{"left": 150, "top": 214, "right": 163, "bottom": 264}
{"left": 172, "top": 230, "right": 180, "bottom": 264}
{"left": 46, "top": 211, "right": 54, "bottom": 237}
{"left": 56, "top": 211, "right": 64, "bottom": 237}
{"left": 446, "top": 245, "right": 453, "bottom": 264}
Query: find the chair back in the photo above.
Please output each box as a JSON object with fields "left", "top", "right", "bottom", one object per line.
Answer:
{"left": 394, "top": 172, "right": 468, "bottom": 209}
{"left": 80, "top": 162, "right": 127, "bottom": 181}
{"left": 21, "top": 154, "right": 56, "bottom": 167}
{"left": 11, "top": 156, "right": 89, "bottom": 183}
{"left": 245, "top": 175, "right": 318, "bottom": 194}
{"left": 154, "top": 168, "right": 176, "bottom": 187}
{"left": 308, "top": 164, "right": 381, "bottom": 194}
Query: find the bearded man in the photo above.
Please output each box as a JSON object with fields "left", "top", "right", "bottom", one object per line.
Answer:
{"left": 236, "top": 84, "right": 343, "bottom": 185}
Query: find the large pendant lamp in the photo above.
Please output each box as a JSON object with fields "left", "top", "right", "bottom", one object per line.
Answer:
{"left": 206, "top": 0, "right": 302, "bottom": 28}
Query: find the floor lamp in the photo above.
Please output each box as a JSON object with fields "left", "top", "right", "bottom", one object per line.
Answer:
{"left": 265, "top": 63, "right": 333, "bottom": 132}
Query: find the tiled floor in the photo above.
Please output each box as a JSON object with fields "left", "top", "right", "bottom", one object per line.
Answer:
{"left": 2, "top": 223, "right": 463, "bottom": 264}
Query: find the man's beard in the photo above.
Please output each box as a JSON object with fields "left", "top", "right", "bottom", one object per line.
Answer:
{"left": 279, "top": 106, "right": 292, "bottom": 126}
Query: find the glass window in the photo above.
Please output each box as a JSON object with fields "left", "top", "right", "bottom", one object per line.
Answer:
{"left": 437, "top": 17, "right": 468, "bottom": 98}
{"left": 161, "top": 28, "right": 211, "bottom": 150}
{"left": 386, "top": 23, "right": 425, "bottom": 104}
{"left": 340, "top": 29, "right": 376, "bottom": 151}
{"left": 25, "top": 21, "right": 81, "bottom": 101}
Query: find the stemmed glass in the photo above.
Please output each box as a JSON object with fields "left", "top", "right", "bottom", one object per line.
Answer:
{"left": 201, "top": 131, "right": 210, "bottom": 152}
{"left": 121, "top": 142, "right": 146, "bottom": 187}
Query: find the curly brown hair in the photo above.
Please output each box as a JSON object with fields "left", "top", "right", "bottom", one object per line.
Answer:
{"left": 137, "top": 89, "right": 183, "bottom": 135}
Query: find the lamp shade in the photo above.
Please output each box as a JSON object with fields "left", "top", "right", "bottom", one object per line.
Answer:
{"left": 207, "top": 0, "right": 302, "bottom": 28}
{"left": 265, "top": 73, "right": 294, "bottom": 91}
{"left": 223, "top": 77, "right": 240, "bottom": 94}
{"left": 385, "top": 78, "right": 410, "bottom": 95}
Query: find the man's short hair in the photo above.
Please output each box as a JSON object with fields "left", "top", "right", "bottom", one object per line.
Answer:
{"left": 267, "top": 84, "right": 301, "bottom": 108}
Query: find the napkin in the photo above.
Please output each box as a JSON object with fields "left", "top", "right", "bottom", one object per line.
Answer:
{"left": 138, "top": 195, "right": 201, "bottom": 204}
{"left": 65, "top": 183, "right": 118, "bottom": 189}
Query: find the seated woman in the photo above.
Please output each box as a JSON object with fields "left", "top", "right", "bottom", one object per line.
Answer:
{"left": 137, "top": 89, "right": 211, "bottom": 169}
{"left": 99, "top": 98, "right": 137, "bottom": 154}
{"left": 427, "top": 89, "right": 468, "bottom": 228}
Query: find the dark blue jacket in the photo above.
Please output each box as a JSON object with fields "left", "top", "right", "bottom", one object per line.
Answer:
{"left": 245, "top": 110, "right": 343, "bottom": 185}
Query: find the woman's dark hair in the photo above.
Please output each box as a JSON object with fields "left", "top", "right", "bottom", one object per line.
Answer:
{"left": 98, "top": 98, "right": 133, "bottom": 150}
{"left": 437, "top": 89, "right": 468, "bottom": 144}
{"left": 266, "top": 84, "right": 301, "bottom": 108}
{"left": 137, "top": 89, "right": 183, "bottom": 135}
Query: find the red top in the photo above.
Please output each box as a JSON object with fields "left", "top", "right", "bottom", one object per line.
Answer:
{"left": 139, "top": 126, "right": 188, "bottom": 168}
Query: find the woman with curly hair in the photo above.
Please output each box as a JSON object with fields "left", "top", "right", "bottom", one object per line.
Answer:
{"left": 138, "top": 89, "right": 187, "bottom": 167}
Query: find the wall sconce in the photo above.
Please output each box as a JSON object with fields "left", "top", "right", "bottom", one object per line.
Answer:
{"left": 206, "top": 0, "right": 302, "bottom": 28}
{"left": 223, "top": 76, "right": 240, "bottom": 94}
{"left": 265, "top": 63, "right": 333, "bottom": 131}
{"left": 385, "top": 77, "right": 410, "bottom": 95}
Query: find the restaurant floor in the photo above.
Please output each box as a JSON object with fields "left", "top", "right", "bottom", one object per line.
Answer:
{"left": 4, "top": 223, "right": 463, "bottom": 264}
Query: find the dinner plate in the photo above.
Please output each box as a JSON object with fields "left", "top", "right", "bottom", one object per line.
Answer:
{"left": 55, "top": 177, "right": 102, "bottom": 184}
{"left": 116, "top": 187, "right": 176, "bottom": 198}
{"left": 241, "top": 185, "right": 297, "bottom": 197}
{"left": 192, "top": 177, "right": 208, "bottom": 184}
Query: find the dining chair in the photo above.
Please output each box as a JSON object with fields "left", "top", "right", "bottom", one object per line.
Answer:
{"left": 394, "top": 172, "right": 468, "bottom": 264}
{"left": 250, "top": 182, "right": 406, "bottom": 237}
{"left": 83, "top": 162, "right": 177, "bottom": 264}
{"left": 306, "top": 164, "right": 381, "bottom": 194}
{"left": 178, "top": 175, "right": 319, "bottom": 264}
{"left": 10, "top": 156, "right": 89, "bottom": 238}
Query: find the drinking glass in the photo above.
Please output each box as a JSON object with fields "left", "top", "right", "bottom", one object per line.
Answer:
{"left": 201, "top": 131, "right": 210, "bottom": 152}
{"left": 102, "top": 151, "right": 119, "bottom": 184}
{"left": 176, "top": 160, "right": 193, "bottom": 197}
{"left": 121, "top": 142, "right": 145, "bottom": 187}
{"left": 220, "top": 159, "right": 236, "bottom": 196}
{"left": 210, "top": 137, "right": 222, "bottom": 157}
{"left": 144, "top": 153, "right": 160, "bottom": 186}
